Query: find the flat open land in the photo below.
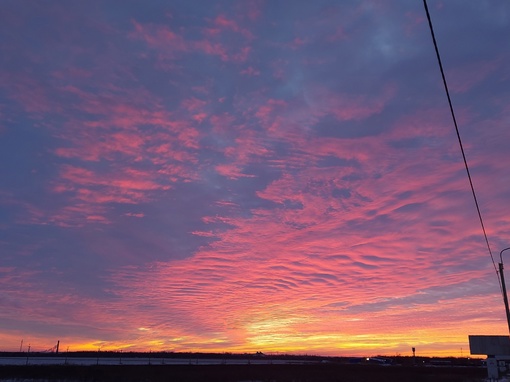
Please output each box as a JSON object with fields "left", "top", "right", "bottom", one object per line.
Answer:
{"left": 0, "top": 363, "right": 486, "bottom": 382}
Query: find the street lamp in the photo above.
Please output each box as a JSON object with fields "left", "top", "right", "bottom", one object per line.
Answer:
{"left": 498, "top": 247, "right": 510, "bottom": 335}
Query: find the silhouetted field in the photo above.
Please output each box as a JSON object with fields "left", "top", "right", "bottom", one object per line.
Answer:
{"left": 0, "top": 363, "right": 486, "bottom": 382}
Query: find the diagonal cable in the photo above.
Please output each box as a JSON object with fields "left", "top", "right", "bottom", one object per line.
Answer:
{"left": 422, "top": 0, "right": 500, "bottom": 289}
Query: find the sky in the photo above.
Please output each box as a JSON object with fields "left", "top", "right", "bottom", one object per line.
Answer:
{"left": 1, "top": 0, "right": 510, "bottom": 357}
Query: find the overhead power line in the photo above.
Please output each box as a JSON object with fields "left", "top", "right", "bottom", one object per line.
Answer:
{"left": 422, "top": 0, "right": 499, "bottom": 284}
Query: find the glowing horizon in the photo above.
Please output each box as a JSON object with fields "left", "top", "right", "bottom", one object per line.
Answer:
{"left": 2, "top": 1, "right": 510, "bottom": 358}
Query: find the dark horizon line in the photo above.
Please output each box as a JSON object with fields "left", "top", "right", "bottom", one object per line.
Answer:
{"left": 0, "top": 350, "right": 478, "bottom": 360}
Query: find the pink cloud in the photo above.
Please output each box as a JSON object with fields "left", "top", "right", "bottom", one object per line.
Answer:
{"left": 231, "top": 46, "right": 251, "bottom": 62}
{"left": 240, "top": 66, "right": 260, "bottom": 76}
{"left": 46, "top": 204, "right": 112, "bottom": 227}
{"left": 210, "top": 113, "right": 236, "bottom": 133}
{"left": 306, "top": 85, "right": 396, "bottom": 122}
{"left": 56, "top": 165, "right": 170, "bottom": 203}
{"left": 32, "top": 80, "right": 204, "bottom": 225}
{"left": 224, "top": 133, "right": 272, "bottom": 162}
{"left": 98, "top": 213, "right": 498, "bottom": 355}
{"left": 215, "top": 163, "right": 256, "bottom": 179}
{"left": 255, "top": 99, "right": 287, "bottom": 121}
{"left": 242, "top": 0, "right": 263, "bottom": 21}
{"left": 327, "top": 27, "right": 348, "bottom": 42}
{"left": 213, "top": 15, "right": 254, "bottom": 40}
{"left": 194, "top": 39, "right": 229, "bottom": 61}
{"left": 290, "top": 37, "right": 308, "bottom": 49}
{"left": 181, "top": 97, "right": 209, "bottom": 123}
{"left": 130, "top": 20, "right": 188, "bottom": 54}
{"left": 1, "top": 73, "right": 59, "bottom": 115}
{"left": 181, "top": 97, "right": 207, "bottom": 112}
{"left": 86, "top": 214, "right": 110, "bottom": 222}
{"left": 125, "top": 212, "right": 145, "bottom": 218}
{"left": 269, "top": 59, "right": 288, "bottom": 80}
{"left": 131, "top": 17, "right": 253, "bottom": 63}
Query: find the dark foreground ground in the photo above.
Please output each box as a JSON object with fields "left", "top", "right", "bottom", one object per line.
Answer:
{"left": 0, "top": 364, "right": 486, "bottom": 382}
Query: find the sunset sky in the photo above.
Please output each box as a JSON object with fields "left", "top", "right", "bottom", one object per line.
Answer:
{"left": 1, "top": 0, "right": 510, "bottom": 357}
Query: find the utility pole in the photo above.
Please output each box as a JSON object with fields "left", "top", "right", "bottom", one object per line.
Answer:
{"left": 499, "top": 248, "right": 510, "bottom": 335}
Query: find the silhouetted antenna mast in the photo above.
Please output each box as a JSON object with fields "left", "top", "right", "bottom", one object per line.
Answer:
{"left": 498, "top": 248, "right": 510, "bottom": 335}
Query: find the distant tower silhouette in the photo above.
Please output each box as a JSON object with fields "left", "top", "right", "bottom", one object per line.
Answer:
{"left": 56, "top": 340, "right": 60, "bottom": 354}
